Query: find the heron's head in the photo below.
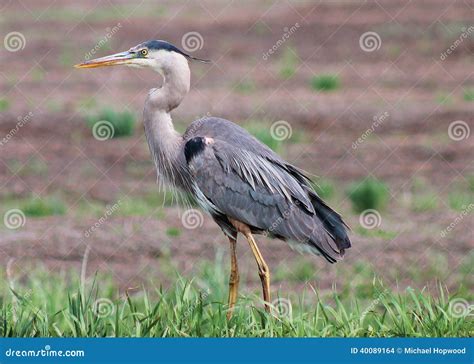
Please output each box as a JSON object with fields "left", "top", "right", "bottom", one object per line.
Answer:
{"left": 74, "top": 40, "right": 209, "bottom": 72}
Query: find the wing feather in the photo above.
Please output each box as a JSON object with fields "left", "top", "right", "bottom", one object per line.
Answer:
{"left": 186, "top": 136, "right": 347, "bottom": 263}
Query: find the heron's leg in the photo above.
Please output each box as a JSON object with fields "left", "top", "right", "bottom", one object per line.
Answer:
{"left": 226, "top": 236, "right": 239, "bottom": 320}
{"left": 243, "top": 231, "right": 271, "bottom": 312}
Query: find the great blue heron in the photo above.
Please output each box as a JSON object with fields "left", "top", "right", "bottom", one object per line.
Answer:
{"left": 75, "top": 40, "right": 351, "bottom": 318}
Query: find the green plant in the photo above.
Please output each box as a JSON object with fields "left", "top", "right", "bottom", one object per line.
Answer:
{"left": 245, "top": 122, "right": 282, "bottom": 152}
{"left": 166, "top": 227, "right": 181, "bottom": 237}
{"left": 347, "top": 178, "right": 389, "bottom": 213}
{"left": 234, "top": 79, "right": 256, "bottom": 94}
{"left": 0, "top": 98, "right": 10, "bottom": 112}
{"left": 22, "top": 196, "right": 66, "bottom": 217}
{"left": 77, "top": 96, "right": 98, "bottom": 110}
{"left": 355, "top": 226, "right": 397, "bottom": 240}
{"left": 463, "top": 88, "right": 474, "bottom": 101}
{"left": 310, "top": 74, "right": 340, "bottom": 92}
{"left": 274, "top": 260, "right": 316, "bottom": 283}
{"left": 448, "top": 191, "right": 473, "bottom": 211}
{"left": 32, "top": 67, "right": 45, "bottom": 82}
{"left": 311, "top": 179, "right": 335, "bottom": 200}
{"left": 86, "top": 108, "right": 136, "bottom": 138}
{"left": 407, "top": 178, "right": 439, "bottom": 212}
{"left": 411, "top": 192, "right": 438, "bottom": 212}
{"left": 116, "top": 195, "right": 160, "bottom": 216}
{"left": 279, "top": 47, "right": 298, "bottom": 79}
{"left": 7, "top": 158, "right": 48, "bottom": 177}
{"left": 0, "top": 268, "right": 470, "bottom": 337}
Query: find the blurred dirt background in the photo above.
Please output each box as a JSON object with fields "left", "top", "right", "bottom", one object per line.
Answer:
{"left": 0, "top": 1, "right": 472, "bottom": 296}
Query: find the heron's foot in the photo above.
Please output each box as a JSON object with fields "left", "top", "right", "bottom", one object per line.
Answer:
{"left": 258, "top": 264, "right": 271, "bottom": 313}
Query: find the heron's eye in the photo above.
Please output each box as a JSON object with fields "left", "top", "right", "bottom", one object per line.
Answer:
{"left": 140, "top": 49, "right": 148, "bottom": 57}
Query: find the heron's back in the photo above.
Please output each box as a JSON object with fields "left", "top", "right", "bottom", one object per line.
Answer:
{"left": 183, "top": 117, "right": 351, "bottom": 263}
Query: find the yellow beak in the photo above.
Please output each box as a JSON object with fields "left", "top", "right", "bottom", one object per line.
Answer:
{"left": 74, "top": 51, "right": 135, "bottom": 69}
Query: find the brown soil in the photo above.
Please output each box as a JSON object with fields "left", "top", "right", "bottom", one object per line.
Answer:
{"left": 0, "top": 0, "right": 472, "bottom": 294}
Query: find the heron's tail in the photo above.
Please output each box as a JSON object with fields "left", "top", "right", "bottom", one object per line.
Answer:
{"left": 309, "top": 192, "right": 352, "bottom": 258}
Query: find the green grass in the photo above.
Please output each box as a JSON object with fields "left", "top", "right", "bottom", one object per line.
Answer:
{"left": 75, "top": 198, "right": 110, "bottom": 218}
{"left": 245, "top": 123, "right": 283, "bottom": 152}
{"left": 86, "top": 108, "right": 136, "bottom": 138}
{"left": 347, "top": 178, "right": 389, "bottom": 213}
{"left": 355, "top": 226, "right": 398, "bottom": 240}
{"left": 116, "top": 195, "right": 162, "bottom": 217}
{"left": 463, "top": 88, "right": 474, "bottom": 102}
{"left": 0, "top": 268, "right": 471, "bottom": 337}
{"left": 234, "top": 79, "right": 256, "bottom": 94}
{"left": 311, "top": 179, "right": 335, "bottom": 200}
{"left": 7, "top": 158, "right": 48, "bottom": 177}
{"left": 77, "top": 96, "right": 98, "bottom": 111}
{"left": 279, "top": 47, "right": 298, "bottom": 79}
{"left": 31, "top": 67, "right": 45, "bottom": 82}
{"left": 448, "top": 190, "right": 473, "bottom": 211}
{"left": 411, "top": 192, "right": 438, "bottom": 212}
{"left": 21, "top": 196, "right": 66, "bottom": 217}
{"left": 244, "top": 121, "right": 304, "bottom": 153}
{"left": 274, "top": 260, "right": 315, "bottom": 283}
{"left": 407, "top": 178, "right": 440, "bottom": 212}
{"left": 0, "top": 98, "right": 10, "bottom": 112}
{"left": 166, "top": 227, "right": 181, "bottom": 237}
{"left": 310, "top": 74, "right": 340, "bottom": 92}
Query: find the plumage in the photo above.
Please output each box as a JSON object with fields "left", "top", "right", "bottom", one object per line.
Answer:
{"left": 182, "top": 117, "right": 350, "bottom": 263}
{"left": 77, "top": 39, "right": 352, "bottom": 317}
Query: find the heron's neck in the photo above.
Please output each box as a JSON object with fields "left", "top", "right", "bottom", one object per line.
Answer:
{"left": 146, "top": 54, "right": 191, "bottom": 112}
{"left": 143, "top": 54, "right": 191, "bottom": 189}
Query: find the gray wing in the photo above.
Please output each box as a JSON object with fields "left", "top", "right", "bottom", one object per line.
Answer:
{"left": 184, "top": 117, "right": 314, "bottom": 207}
{"left": 184, "top": 121, "right": 351, "bottom": 263}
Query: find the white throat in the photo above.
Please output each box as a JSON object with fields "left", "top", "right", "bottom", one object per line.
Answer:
{"left": 142, "top": 52, "right": 191, "bottom": 191}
